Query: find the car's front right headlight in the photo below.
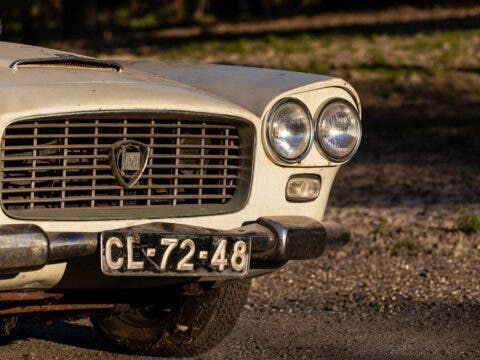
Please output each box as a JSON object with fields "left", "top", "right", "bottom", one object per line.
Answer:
{"left": 316, "top": 99, "right": 361, "bottom": 161}
{"left": 266, "top": 99, "right": 313, "bottom": 163}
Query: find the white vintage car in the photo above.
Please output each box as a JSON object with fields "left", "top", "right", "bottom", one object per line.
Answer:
{"left": 0, "top": 41, "right": 361, "bottom": 356}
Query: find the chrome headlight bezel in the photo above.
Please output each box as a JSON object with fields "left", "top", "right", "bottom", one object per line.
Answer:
{"left": 315, "top": 98, "right": 362, "bottom": 162}
{"left": 265, "top": 98, "right": 314, "bottom": 164}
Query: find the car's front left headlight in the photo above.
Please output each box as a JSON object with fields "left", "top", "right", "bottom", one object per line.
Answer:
{"left": 266, "top": 99, "right": 313, "bottom": 163}
{"left": 316, "top": 99, "right": 361, "bottom": 161}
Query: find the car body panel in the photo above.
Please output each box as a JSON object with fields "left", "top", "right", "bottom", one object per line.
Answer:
{"left": 123, "top": 61, "right": 361, "bottom": 117}
{"left": 0, "top": 41, "right": 358, "bottom": 290}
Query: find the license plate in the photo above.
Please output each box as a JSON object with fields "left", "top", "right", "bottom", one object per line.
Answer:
{"left": 100, "top": 232, "right": 251, "bottom": 277}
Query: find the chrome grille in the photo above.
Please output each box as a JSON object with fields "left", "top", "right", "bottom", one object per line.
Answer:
{"left": 0, "top": 113, "right": 254, "bottom": 220}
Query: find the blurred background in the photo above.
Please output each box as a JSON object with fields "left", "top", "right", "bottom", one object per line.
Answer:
{"left": 1, "top": 0, "right": 480, "bottom": 122}
{"left": 0, "top": 1, "right": 479, "bottom": 359}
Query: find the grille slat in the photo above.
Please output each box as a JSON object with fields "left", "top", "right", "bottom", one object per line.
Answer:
{"left": 1, "top": 114, "right": 253, "bottom": 220}
{"left": 4, "top": 133, "right": 239, "bottom": 140}
{"left": 2, "top": 174, "right": 239, "bottom": 182}
{"left": 3, "top": 143, "right": 241, "bottom": 151}
{"left": 3, "top": 154, "right": 239, "bottom": 161}
{"left": 3, "top": 165, "right": 112, "bottom": 172}
{"left": 2, "top": 194, "right": 234, "bottom": 205}
{"left": 8, "top": 122, "right": 237, "bottom": 130}
{"left": 91, "top": 119, "right": 99, "bottom": 208}
{"left": 2, "top": 154, "right": 109, "bottom": 161}
{"left": 2, "top": 184, "right": 237, "bottom": 194}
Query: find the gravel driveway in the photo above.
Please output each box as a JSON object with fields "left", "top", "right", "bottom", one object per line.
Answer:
{"left": 0, "top": 120, "right": 478, "bottom": 359}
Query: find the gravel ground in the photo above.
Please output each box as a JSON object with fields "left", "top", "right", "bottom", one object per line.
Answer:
{"left": 0, "top": 120, "right": 478, "bottom": 359}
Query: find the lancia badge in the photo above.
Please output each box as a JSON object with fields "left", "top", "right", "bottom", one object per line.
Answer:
{"left": 110, "top": 140, "right": 150, "bottom": 189}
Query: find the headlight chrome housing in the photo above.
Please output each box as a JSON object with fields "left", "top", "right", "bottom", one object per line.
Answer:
{"left": 316, "top": 99, "right": 361, "bottom": 162}
{"left": 266, "top": 99, "right": 313, "bottom": 163}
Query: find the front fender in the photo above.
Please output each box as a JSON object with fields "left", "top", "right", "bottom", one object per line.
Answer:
{"left": 121, "top": 61, "right": 361, "bottom": 118}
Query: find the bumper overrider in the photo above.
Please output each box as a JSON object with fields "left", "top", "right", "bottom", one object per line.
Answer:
{"left": 0, "top": 216, "right": 350, "bottom": 279}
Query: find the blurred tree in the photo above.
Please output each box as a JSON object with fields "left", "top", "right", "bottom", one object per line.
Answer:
{"left": 62, "top": 0, "right": 97, "bottom": 38}
{"left": 194, "top": 0, "right": 208, "bottom": 20}
{"left": 172, "top": 0, "right": 186, "bottom": 22}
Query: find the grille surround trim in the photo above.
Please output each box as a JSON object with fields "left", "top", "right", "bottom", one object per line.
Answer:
{"left": 0, "top": 111, "right": 255, "bottom": 221}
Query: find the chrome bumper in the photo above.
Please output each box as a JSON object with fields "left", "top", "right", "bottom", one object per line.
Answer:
{"left": 0, "top": 216, "right": 350, "bottom": 275}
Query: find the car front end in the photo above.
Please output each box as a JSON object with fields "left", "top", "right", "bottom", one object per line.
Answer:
{"left": 0, "top": 41, "right": 361, "bottom": 356}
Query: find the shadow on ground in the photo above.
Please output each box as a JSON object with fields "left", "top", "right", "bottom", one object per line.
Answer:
{"left": 2, "top": 298, "right": 478, "bottom": 359}
{"left": 5, "top": 318, "right": 109, "bottom": 352}
{"left": 330, "top": 119, "right": 480, "bottom": 207}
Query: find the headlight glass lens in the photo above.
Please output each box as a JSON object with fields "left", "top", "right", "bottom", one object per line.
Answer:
{"left": 317, "top": 100, "right": 361, "bottom": 160}
{"left": 267, "top": 100, "right": 312, "bottom": 162}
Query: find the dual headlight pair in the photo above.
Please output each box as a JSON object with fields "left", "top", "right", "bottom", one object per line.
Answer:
{"left": 266, "top": 98, "right": 361, "bottom": 163}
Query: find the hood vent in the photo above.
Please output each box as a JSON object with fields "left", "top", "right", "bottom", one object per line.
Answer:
{"left": 10, "top": 54, "right": 122, "bottom": 72}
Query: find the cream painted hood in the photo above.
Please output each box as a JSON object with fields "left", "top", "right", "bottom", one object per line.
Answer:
{"left": 0, "top": 41, "right": 359, "bottom": 126}
{"left": 0, "top": 41, "right": 258, "bottom": 124}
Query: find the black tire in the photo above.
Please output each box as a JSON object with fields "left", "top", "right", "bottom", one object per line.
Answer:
{"left": 91, "top": 280, "right": 251, "bottom": 357}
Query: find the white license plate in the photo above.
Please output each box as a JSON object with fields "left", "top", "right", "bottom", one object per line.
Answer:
{"left": 100, "top": 232, "right": 251, "bottom": 277}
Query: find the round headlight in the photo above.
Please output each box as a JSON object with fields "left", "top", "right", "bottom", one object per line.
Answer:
{"left": 316, "top": 100, "right": 361, "bottom": 161}
{"left": 266, "top": 99, "right": 313, "bottom": 162}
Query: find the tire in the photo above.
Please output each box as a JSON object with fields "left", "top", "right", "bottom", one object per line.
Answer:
{"left": 91, "top": 280, "right": 251, "bottom": 357}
